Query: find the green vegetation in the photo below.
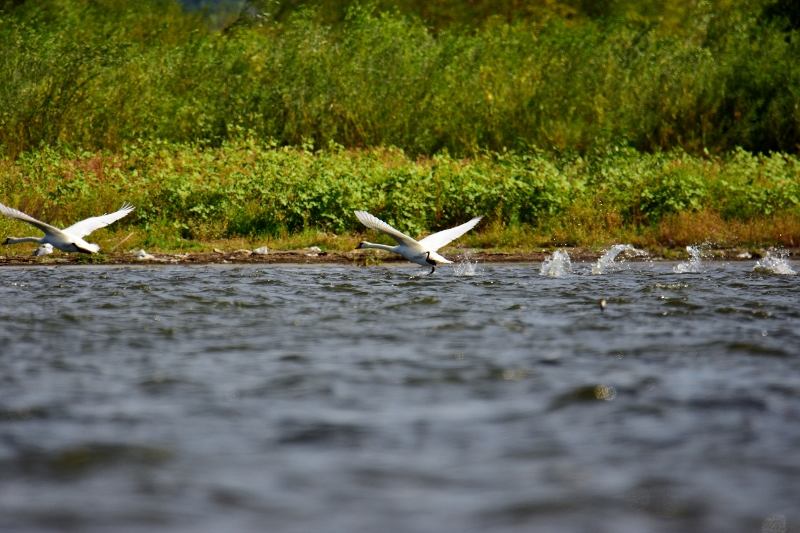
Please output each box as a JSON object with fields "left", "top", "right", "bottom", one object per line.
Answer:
{"left": 1, "top": 142, "right": 798, "bottom": 253}
{"left": 1, "top": 0, "right": 799, "bottom": 157}
{"left": 261, "top": 0, "right": 800, "bottom": 33}
{"left": 0, "top": 0, "right": 798, "bottom": 253}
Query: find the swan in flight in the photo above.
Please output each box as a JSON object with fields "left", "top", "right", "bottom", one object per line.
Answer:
{"left": 354, "top": 211, "right": 483, "bottom": 273}
{"left": 1, "top": 202, "right": 135, "bottom": 254}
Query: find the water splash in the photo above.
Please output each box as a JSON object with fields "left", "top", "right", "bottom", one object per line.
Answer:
{"left": 753, "top": 251, "right": 796, "bottom": 275}
{"left": 453, "top": 253, "right": 483, "bottom": 277}
{"left": 674, "top": 245, "right": 706, "bottom": 274}
{"left": 540, "top": 250, "right": 572, "bottom": 277}
{"left": 592, "top": 244, "right": 646, "bottom": 274}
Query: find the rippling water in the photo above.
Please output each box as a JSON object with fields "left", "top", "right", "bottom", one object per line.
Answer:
{"left": 1, "top": 262, "right": 799, "bottom": 533}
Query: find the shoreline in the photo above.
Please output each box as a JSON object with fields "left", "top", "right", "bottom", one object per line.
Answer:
{"left": 1, "top": 247, "right": 796, "bottom": 267}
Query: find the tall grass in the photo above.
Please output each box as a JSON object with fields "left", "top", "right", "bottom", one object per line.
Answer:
{"left": 1, "top": 0, "right": 798, "bottom": 157}
{"left": 1, "top": 142, "right": 798, "bottom": 251}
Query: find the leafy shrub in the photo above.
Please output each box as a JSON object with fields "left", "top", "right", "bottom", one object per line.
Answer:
{"left": 1, "top": 142, "right": 797, "bottom": 246}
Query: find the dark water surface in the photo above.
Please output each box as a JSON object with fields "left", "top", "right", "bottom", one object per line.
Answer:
{"left": 1, "top": 262, "right": 799, "bottom": 533}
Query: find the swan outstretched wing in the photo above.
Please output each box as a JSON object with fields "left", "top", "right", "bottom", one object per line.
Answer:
{"left": 64, "top": 203, "right": 135, "bottom": 238}
{"left": 418, "top": 216, "right": 483, "bottom": 251}
{"left": 354, "top": 211, "right": 419, "bottom": 247}
{"left": 0, "top": 202, "right": 62, "bottom": 236}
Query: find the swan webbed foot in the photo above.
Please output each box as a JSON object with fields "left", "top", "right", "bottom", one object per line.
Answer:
{"left": 430, "top": 265, "right": 435, "bottom": 274}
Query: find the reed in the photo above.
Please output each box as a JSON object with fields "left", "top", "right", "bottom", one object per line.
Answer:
{"left": 0, "top": 0, "right": 798, "bottom": 157}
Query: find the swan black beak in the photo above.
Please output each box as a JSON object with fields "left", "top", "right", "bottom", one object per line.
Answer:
{"left": 356, "top": 242, "right": 363, "bottom": 249}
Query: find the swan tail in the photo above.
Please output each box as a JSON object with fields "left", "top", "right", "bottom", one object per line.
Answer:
{"left": 75, "top": 242, "right": 100, "bottom": 254}
{"left": 428, "top": 251, "right": 452, "bottom": 264}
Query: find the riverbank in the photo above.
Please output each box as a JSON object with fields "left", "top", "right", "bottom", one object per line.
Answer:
{"left": 1, "top": 245, "right": 795, "bottom": 267}
{"left": 2, "top": 143, "right": 799, "bottom": 258}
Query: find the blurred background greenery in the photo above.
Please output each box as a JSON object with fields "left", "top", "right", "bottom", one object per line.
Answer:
{"left": 1, "top": 0, "right": 798, "bottom": 158}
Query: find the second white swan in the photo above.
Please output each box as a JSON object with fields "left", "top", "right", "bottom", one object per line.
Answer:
{"left": 354, "top": 211, "right": 483, "bottom": 273}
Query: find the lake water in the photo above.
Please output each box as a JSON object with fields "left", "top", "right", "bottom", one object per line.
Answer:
{"left": 1, "top": 261, "right": 799, "bottom": 533}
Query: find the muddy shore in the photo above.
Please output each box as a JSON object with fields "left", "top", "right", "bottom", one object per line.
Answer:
{"left": 1, "top": 247, "right": 795, "bottom": 267}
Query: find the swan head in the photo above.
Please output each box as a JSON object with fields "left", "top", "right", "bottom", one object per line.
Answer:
{"left": 356, "top": 242, "right": 365, "bottom": 249}
{"left": 2, "top": 238, "right": 9, "bottom": 245}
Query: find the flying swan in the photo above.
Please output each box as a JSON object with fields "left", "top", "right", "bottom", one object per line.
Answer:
{"left": 354, "top": 211, "right": 483, "bottom": 273}
{"left": 1, "top": 202, "right": 135, "bottom": 254}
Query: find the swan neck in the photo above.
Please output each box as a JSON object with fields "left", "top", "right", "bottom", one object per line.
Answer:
{"left": 6, "top": 237, "right": 44, "bottom": 244}
{"left": 359, "top": 242, "right": 396, "bottom": 253}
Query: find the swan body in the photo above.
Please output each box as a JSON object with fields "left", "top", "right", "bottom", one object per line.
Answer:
{"left": 354, "top": 211, "right": 483, "bottom": 273}
{"left": 1, "top": 202, "right": 135, "bottom": 254}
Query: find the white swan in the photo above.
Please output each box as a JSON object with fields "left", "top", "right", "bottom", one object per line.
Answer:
{"left": 354, "top": 211, "right": 483, "bottom": 273}
{"left": 1, "top": 202, "right": 135, "bottom": 254}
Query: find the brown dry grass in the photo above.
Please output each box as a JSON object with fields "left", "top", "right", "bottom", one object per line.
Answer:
{"left": 659, "top": 211, "right": 800, "bottom": 247}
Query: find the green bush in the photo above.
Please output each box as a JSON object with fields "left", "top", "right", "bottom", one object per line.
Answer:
{"left": 1, "top": 142, "right": 798, "bottom": 244}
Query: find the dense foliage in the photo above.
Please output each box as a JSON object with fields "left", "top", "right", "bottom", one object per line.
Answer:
{"left": 1, "top": 142, "right": 798, "bottom": 250}
{"left": 1, "top": 0, "right": 799, "bottom": 157}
